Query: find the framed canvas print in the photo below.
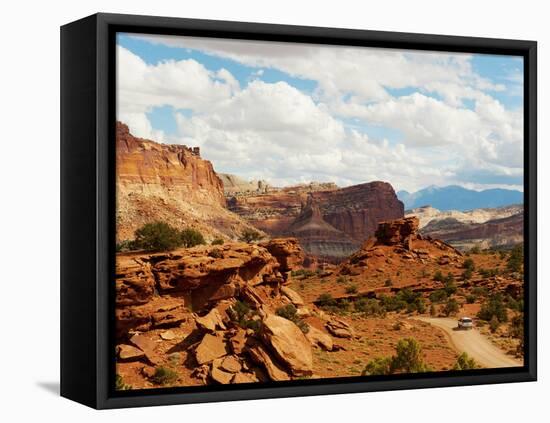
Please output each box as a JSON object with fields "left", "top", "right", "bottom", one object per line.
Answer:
{"left": 60, "top": 13, "right": 537, "bottom": 409}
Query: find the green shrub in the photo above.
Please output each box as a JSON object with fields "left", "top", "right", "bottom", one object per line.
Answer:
{"left": 477, "top": 293, "right": 508, "bottom": 322}
{"left": 507, "top": 296, "right": 524, "bottom": 312}
{"left": 463, "top": 258, "right": 475, "bottom": 271}
{"left": 134, "top": 221, "right": 182, "bottom": 251}
{"left": 509, "top": 313, "right": 524, "bottom": 339}
{"left": 443, "top": 298, "right": 459, "bottom": 316}
{"left": 150, "top": 366, "right": 178, "bottom": 385}
{"left": 453, "top": 352, "right": 478, "bottom": 370}
{"left": 291, "top": 269, "right": 316, "bottom": 279}
{"left": 346, "top": 284, "right": 359, "bottom": 294}
{"left": 362, "top": 338, "right": 430, "bottom": 376}
{"left": 429, "top": 289, "right": 448, "bottom": 303}
{"left": 479, "top": 268, "right": 499, "bottom": 278}
{"left": 429, "top": 304, "right": 437, "bottom": 316}
{"left": 462, "top": 268, "right": 473, "bottom": 280}
{"left": 489, "top": 315, "right": 500, "bottom": 333}
{"left": 276, "top": 304, "right": 298, "bottom": 320}
{"left": 466, "top": 294, "right": 477, "bottom": 304}
{"left": 180, "top": 228, "right": 206, "bottom": 248}
{"left": 390, "top": 338, "right": 431, "bottom": 373}
{"left": 336, "top": 276, "right": 348, "bottom": 284}
{"left": 275, "top": 304, "right": 309, "bottom": 333}
{"left": 379, "top": 295, "right": 407, "bottom": 312}
{"left": 469, "top": 246, "right": 481, "bottom": 254}
{"left": 444, "top": 279, "right": 457, "bottom": 296}
{"left": 317, "top": 293, "right": 337, "bottom": 308}
{"left": 211, "top": 238, "right": 224, "bottom": 245}
{"left": 472, "top": 286, "right": 488, "bottom": 297}
{"left": 444, "top": 272, "right": 455, "bottom": 284}
{"left": 433, "top": 270, "right": 445, "bottom": 282}
{"left": 239, "top": 228, "right": 263, "bottom": 243}
{"left": 506, "top": 245, "right": 524, "bottom": 273}
{"left": 209, "top": 248, "right": 223, "bottom": 258}
{"left": 355, "top": 298, "right": 385, "bottom": 316}
{"left": 116, "top": 239, "right": 137, "bottom": 252}
{"left": 362, "top": 356, "right": 392, "bottom": 376}
{"left": 229, "top": 300, "right": 263, "bottom": 333}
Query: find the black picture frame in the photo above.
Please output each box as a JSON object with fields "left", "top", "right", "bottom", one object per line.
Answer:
{"left": 60, "top": 12, "right": 537, "bottom": 409}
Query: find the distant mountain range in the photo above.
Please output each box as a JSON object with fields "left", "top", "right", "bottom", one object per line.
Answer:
{"left": 397, "top": 185, "right": 523, "bottom": 211}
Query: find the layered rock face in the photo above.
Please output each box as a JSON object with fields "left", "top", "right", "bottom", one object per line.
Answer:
{"left": 406, "top": 204, "right": 524, "bottom": 251}
{"left": 218, "top": 173, "right": 269, "bottom": 195}
{"left": 228, "top": 181, "right": 404, "bottom": 259}
{"left": 115, "top": 238, "right": 326, "bottom": 384}
{"left": 116, "top": 122, "right": 260, "bottom": 241}
{"left": 286, "top": 196, "right": 359, "bottom": 260}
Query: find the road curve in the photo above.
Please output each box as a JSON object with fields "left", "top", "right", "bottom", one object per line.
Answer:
{"left": 415, "top": 317, "right": 523, "bottom": 368}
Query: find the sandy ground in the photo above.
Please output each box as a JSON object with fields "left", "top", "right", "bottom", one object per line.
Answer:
{"left": 415, "top": 317, "right": 523, "bottom": 368}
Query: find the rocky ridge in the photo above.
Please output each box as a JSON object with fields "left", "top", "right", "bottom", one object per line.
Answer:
{"left": 115, "top": 238, "right": 345, "bottom": 387}
{"left": 406, "top": 205, "right": 524, "bottom": 250}
{"left": 228, "top": 181, "right": 404, "bottom": 260}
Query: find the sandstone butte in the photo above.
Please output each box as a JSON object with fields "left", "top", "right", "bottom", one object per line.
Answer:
{"left": 115, "top": 121, "right": 261, "bottom": 242}
{"left": 227, "top": 179, "right": 405, "bottom": 262}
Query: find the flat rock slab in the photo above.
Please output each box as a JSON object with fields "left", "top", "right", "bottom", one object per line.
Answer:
{"left": 306, "top": 326, "right": 334, "bottom": 351}
{"left": 247, "top": 343, "right": 289, "bottom": 381}
{"left": 160, "top": 330, "right": 177, "bottom": 340}
{"left": 195, "top": 333, "right": 228, "bottom": 365}
{"left": 220, "top": 355, "right": 242, "bottom": 373}
{"left": 261, "top": 314, "right": 313, "bottom": 376}
{"left": 129, "top": 333, "right": 162, "bottom": 364}
{"left": 281, "top": 286, "right": 304, "bottom": 306}
{"left": 117, "top": 344, "right": 145, "bottom": 361}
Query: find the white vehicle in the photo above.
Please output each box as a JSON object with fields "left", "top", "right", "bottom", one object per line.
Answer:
{"left": 457, "top": 317, "right": 474, "bottom": 330}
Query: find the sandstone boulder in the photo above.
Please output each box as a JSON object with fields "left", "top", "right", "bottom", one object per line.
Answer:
{"left": 220, "top": 355, "right": 242, "bottom": 373}
{"left": 115, "top": 257, "right": 155, "bottom": 306}
{"left": 261, "top": 238, "right": 305, "bottom": 272}
{"left": 325, "top": 318, "right": 355, "bottom": 339}
{"left": 195, "top": 333, "right": 228, "bottom": 365}
{"left": 306, "top": 326, "right": 334, "bottom": 351}
{"left": 195, "top": 308, "right": 227, "bottom": 333}
{"left": 261, "top": 314, "right": 313, "bottom": 376}
{"left": 231, "top": 372, "right": 259, "bottom": 384}
{"left": 247, "top": 342, "right": 290, "bottom": 381}
{"left": 375, "top": 217, "right": 420, "bottom": 246}
{"left": 117, "top": 344, "right": 145, "bottom": 361}
{"left": 281, "top": 286, "right": 304, "bottom": 306}
{"left": 129, "top": 333, "right": 161, "bottom": 364}
{"left": 210, "top": 359, "right": 234, "bottom": 384}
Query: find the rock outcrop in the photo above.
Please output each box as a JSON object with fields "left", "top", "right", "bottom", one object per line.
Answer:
{"left": 115, "top": 238, "right": 314, "bottom": 385}
{"left": 116, "top": 122, "right": 262, "bottom": 242}
{"left": 228, "top": 181, "right": 404, "bottom": 261}
{"left": 374, "top": 216, "right": 419, "bottom": 248}
{"left": 332, "top": 216, "right": 464, "bottom": 296}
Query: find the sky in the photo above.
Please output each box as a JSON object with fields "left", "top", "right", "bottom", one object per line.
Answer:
{"left": 116, "top": 33, "right": 524, "bottom": 193}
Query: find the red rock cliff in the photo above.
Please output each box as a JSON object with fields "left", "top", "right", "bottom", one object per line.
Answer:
{"left": 228, "top": 181, "right": 404, "bottom": 245}
{"left": 116, "top": 122, "right": 259, "bottom": 242}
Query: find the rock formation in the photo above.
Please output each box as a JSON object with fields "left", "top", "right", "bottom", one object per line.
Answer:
{"left": 115, "top": 238, "right": 329, "bottom": 385}
{"left": 414, "top": 208, "right": 524, "bottom": 251}
{"left": 228, "top": 181, "right": 404, "bottom": 260}
{"left": 286, "top": 195, "right": 359, "bottom": 260}
{"left": 116, "top": 122, "right": 261, "bottom": 242}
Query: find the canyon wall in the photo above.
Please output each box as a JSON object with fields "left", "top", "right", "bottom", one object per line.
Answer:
{"left": 116, "top": 122, "right": 259, "bottom": 242}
